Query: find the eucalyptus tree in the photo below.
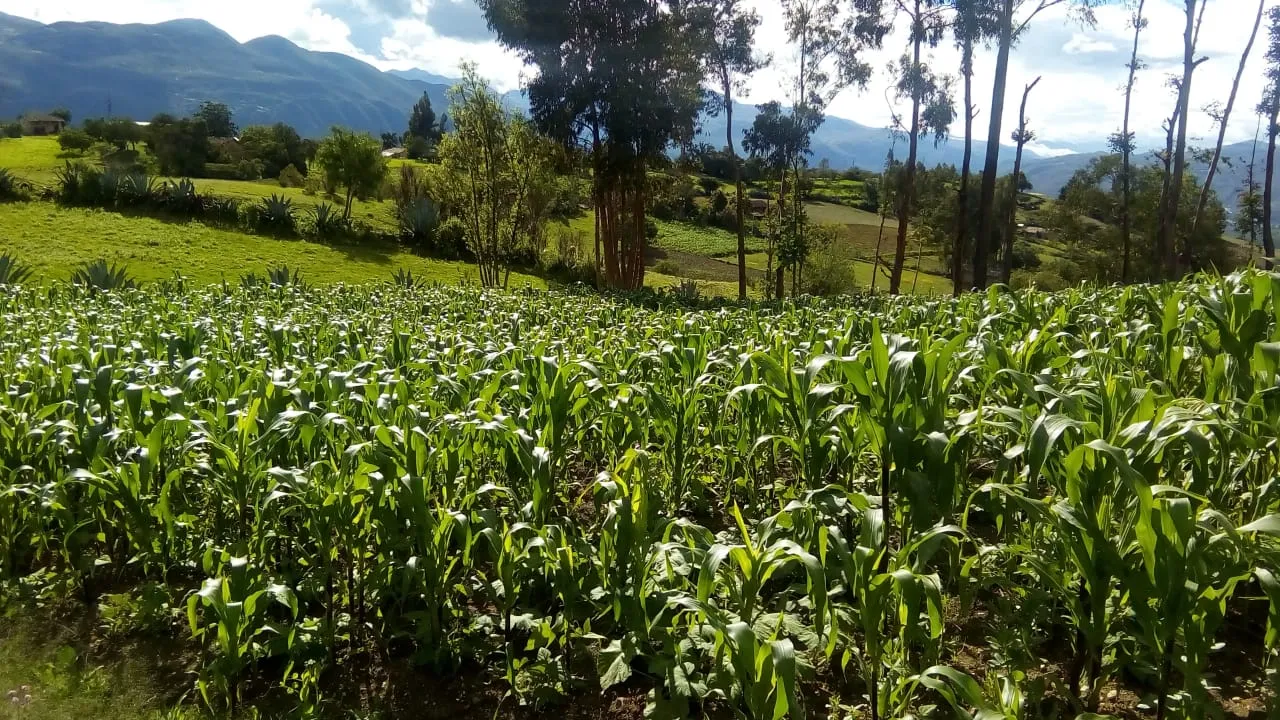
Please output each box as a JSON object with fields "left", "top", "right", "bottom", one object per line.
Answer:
{"left": 780, "top": 0, "right": 890, "bottom": 292}
{"left": 1191, "top": 0, "right": 1266, "bottom": 239}
{"left": 1261, "top": 7, "right": 1280, "bottom": 266}
{"left": 480, "top": 0, "right": 709, "bottom": 289}
{"left": 1156, "top": 0, "right": 1207, "bottom": 277}
{"left": 1001, "top": 75, "right": 1039, "bottom": 284}
{"left": 950, "top": 0, "right": 998, "bottom": 295}
{"left": 887, "top": 0, "right": 955, "bottom": 295}
{"left": 971, "top": 0, "right": 1096, "bottom": 289}
{"left": 1110, "top": 0, "right": 1145, "bottom": 282}
{"left": 695, "top": 0, "right": 769, "bottom": 301}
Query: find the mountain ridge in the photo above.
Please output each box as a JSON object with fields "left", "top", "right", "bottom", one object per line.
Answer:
{"left": 0, "top": 11, "right": 1272, "bottom": 205}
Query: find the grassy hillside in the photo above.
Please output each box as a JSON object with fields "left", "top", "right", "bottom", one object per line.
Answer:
{"left": 0, "top": 136, "right": 953, "bottom": 295}
{"left": 0, "top": 202, "right": 541, "bottom": 287}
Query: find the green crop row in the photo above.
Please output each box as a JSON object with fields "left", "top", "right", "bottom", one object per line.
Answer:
{"left": 1, "top": 274, "right": 1280, "bottom": 719}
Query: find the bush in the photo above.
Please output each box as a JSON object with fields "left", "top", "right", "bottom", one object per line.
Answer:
{"left": 58, "top": 129, "right": 94, "bottom": 154}
{"left": 1011, "top": 242, "right": 1041, "bottom": 270}
{"left": 3, "top": 123, "right": 22, "bottom": 139}
{"left": 435, "top": 216, "right": 468, "bottom": 259}
{"left": 802, "top": 224, "right": 857, "bottom": 297}
{"left": 71, "top": 259, "right": 138, "bottom": 292}
{"left": 710, "top": 189, "right": 729, "bottom": 214}
{"left": 203, "top": 163, "right": 243, "bottom": 181}
{"left": 401, "top": 198, "right": 439, "bottom": 247}
{"left": 697, "top": 176, "right": 720, "bottom": 196}
{"left": 0, "top": 252, "right": 34, "bottom": 285}
{"left": 644, "top": 218, "right": 658, "bottom": 241}
{"left": 310, "top": 202, "right": 345, "bottom": 240}
{"left": 235, "top": 159, "right": 264, "bottom": 181}
{"left": 278, "top": 164, "right": 305, "bottom": 188}
{"left": 653, "top": 259, "right": 681, "bottom": 276}
{"left": 0, "top": 169, "right": 28, "bottom": 201}
{"left": 257, "top": 194, "right": 296, "bottom": 235}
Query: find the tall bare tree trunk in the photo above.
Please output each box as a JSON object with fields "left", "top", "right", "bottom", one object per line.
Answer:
{"left": 953, "top": 35, "right": 975, "bottom": 296}
{"left": 724, "top": 71, "right": 748, "bottom": 301}
{"left": 891, "top": 11, "right": 924, "bottom": 296}
{"left": 1265, "top": 106, "right": 1278, "bottom": 265}
{"left": 1119, "top": 0, "right": 1144, "bottom": 283}
{"left": 1192, "top": 0, "right": 1265, "bottom": 238}
{"left": 1157, "top": 0, "right": 1202, "bottom": 278}
{"left": 973, "top": 0, "right": 1014, "bottom": 289}
{"left": 1002, "top": 77, "right": 1040, "bottom": 285}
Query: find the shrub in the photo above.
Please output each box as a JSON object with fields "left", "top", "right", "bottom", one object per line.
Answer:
{"left": 802, "top": 224, "right": 857, "bottom": 297}
{"left": 3, "top": 123, "right": 22, "bottom": 139}
{"left": 206, "top": 197, "right": 240, "bottom": 226}
{"left": 257, "top": 194, "right": 296, "bottom": 234}
{"left": 697, "top": 176, "right": 720, "bottom": 196}
{"left": 72, "top": 259, "right": 138, "bottom": 292}
{"left": 435, "top": 216, "right": 467, "bottom": 259}
{"left": 112, "top": 172, "right": 160, "bottom": 208}
{"left": 159, "top": 178, "right": 203, "bottom": 215}
{"left": 310, "top": 202, "right": 345, "bottom": 240}
{"left": 710, "top": 189, "right": 729, "bottom": 215}
{"left": 0, "top": 252, "right": 34, "bottom": 285}
{"left": 58, "top": 129, "right": 94, "bottom": 155}
{"left": 391, "top": 268, "right": 424, "bottom": 288}
{"left": 644, "top": 218, "right": 658, "bottom": 241}
{"left": 401, "top": 198, "right": 439, "bottom": 247}
{"left": 235, "top": 159, "right": 264, "bottom": 181}
{"left": 1011, "top": 241, "right": 1041, "bottom": 270}
{"left": 278, "top": 164, "right": 305, "bottom": 188}
{"left": 55, "top": 161, "right": 101, "bottom": 204}
{"left": 202, "top": 163, "right": 243, "bottom": 181}
{"left": 0, "top": 169, "right": 28, "bottom": 201}
{"left": 653, "top": 259, "right": 681, "bottom": 276}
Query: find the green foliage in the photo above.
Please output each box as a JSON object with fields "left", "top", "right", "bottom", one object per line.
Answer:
{"left": 438, "top": 64, "right": 558, "bottom": 286}
{"left": 145, "top": 115, "right": 208, "bottom": 177}
{"left": 0, "top": 272, "right": 1279, "bottom": 717}
{"left": 0, "top": 252, "right": 33, "bottom": 285}
{"left": 240, "top": 123, "right": 308, "bottom": 178}
{"left": 0, "top": 168, "right": 27, "bottom": 201}
{"left": 3, "top": 122, "right": 23, "bottom": 139}
{"left": 406, "top": 91, "right": 445, "bottom": 149}
{"left": 257, "top": 193, "right": 296, "bottom": 234}
{"left": 57, "top": 130, "right": 94, "bottom": 155}
{"left": 193, "top": 101, "right": 237, "bottom": 139}
{"left": 435, "top": 216, "right": 468, "bottom": 258}
{"left": 70, "top": 259, "right": 138, "bottom": 291}
{"left": 310, "top": 201, "right": 344, "bottom": 239}
{"left": 315, "top": 127, "right": 387, "bottom": 220}
{"left": 277, "top": 164, "right": 305, "bottom": 188}
{"left": 82, "top": 117, "right": 143, "bottom": 150}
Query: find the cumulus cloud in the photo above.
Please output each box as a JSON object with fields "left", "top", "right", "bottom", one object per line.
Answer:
{"left": 4, "top": 0, "right": 1272, "bottom": 149}
{"left": 1063, "top": 34, "right": 1117, "bottom": 54}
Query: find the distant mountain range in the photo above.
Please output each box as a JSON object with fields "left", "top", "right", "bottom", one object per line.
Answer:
{"left": 0, "top": 11, "right": 1272, "bottom": 208}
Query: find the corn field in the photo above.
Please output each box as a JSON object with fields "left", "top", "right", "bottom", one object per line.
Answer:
{"left": 3, "top": 274, "right": 1280, "bottom": 719}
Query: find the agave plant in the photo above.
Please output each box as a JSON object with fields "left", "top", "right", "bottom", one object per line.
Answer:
{"left": 161, "top": 178, "right": 203, "bottom": 215}
{"left": 70, "top": 259, "right": 138, "bottom": 291}
{"left": 390, "top": 268, "right": 423, "bottom": 288}
{"left": 0, "top": 252, "right": 33, "bottom": 285}
{"left": 113, "top": 172, "right": 159, "bottom": 207}
{"left": 257, "top": 194, "right": 296, "bottom": 234}
{"left": 311, "top": 202, "right": 345, "bottom": 239}
{"left": 400, "top": 197, "right": 439, "bottom": 245}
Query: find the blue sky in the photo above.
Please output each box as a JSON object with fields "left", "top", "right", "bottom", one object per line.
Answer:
{"left": 3, "top": 0, "right": 1271, "bottom": 153}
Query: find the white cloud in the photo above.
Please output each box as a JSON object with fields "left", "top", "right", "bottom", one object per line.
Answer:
{"left": 3, "top": 0, "right": 1272, "bottom": 150}
{"left": 1063, "top": 33, "right": 1117, "bottom": 54}
{"left": 377, "top": 17, "right": 526, "bottom": 92}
